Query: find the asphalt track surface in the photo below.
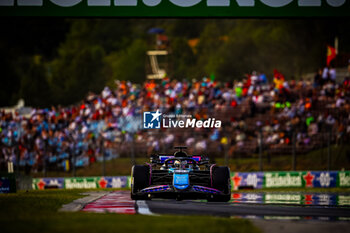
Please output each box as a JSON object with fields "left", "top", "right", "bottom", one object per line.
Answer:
{"left": 77, "top": 191, "right": 350, "bottom": 233}
{"left": 145, "top": 199, "right": 350, "bottom": 218}
{"left": 145, "top": 199, "right": 350, "bottom": 233}
{"left": 81, "top": 191, "right": 350, "bottom": 219}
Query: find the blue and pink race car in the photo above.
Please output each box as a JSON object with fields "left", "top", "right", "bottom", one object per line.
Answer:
{"left": 131, "top": 147, "right": 231, "bottom": 202}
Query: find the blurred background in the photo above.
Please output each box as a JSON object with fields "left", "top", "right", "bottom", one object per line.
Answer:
{"left": 1, "top": 18, "right": 350, "bottom": 177}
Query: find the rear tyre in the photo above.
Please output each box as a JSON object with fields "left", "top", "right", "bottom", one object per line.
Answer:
{"left": 130, "top": 165, "right": 150, "bottom": 200}
{"left": 208, "top": 166, "right": 231, "bottom": 202}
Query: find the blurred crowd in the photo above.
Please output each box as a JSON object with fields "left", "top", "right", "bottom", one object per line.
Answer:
{"left": 1, "top": 67, "right": 350, "bottom": 173}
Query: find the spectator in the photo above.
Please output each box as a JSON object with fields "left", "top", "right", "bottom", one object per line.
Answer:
{"left": 0, "top": 67, "right": 349, "bottom": 174}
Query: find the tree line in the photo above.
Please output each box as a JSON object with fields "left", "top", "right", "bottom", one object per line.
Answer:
{"left": 1, "top": 19, "right": 349, "bottom": 107}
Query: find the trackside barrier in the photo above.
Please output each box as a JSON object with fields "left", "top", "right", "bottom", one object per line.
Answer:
{"left": 0, "top": 173, "right": 16, "bottom": 193}
{"left": 32, "top": 176, "right": 130, "bottom": 190}
{"left": 231, "top": 171, "right": 350, "bottom": 190}
{"left": 31, "top": 171, "right": 350, "bottom": 190}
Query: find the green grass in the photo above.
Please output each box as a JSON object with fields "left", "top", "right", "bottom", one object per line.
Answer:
{"left": 221, "top": 144, "right": 350, "bottom": 172}
{"left": 36, "top": 158, "right": 148, "bottom": 177}
{"left": 0, "top": 189, "right": 261, "bottom": 233}
{"left": 32, "top": 144, "right": 350, "bottom": 178}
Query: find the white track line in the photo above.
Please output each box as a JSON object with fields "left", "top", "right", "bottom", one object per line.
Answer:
{"left": 136, "top": 200, "right": 156, "bottom": 215}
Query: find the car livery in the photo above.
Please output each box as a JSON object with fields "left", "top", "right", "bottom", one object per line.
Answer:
{"left": 131, "top": 147, "right": 231, "bottom": 202}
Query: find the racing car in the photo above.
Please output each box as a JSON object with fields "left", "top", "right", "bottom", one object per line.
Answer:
{"left": 131, "top": 147, "right": 231, "bottom": 202}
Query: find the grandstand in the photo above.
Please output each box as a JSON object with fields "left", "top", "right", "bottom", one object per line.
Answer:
{"left": 1, "top": 69, "right": 349, "bottom": 174}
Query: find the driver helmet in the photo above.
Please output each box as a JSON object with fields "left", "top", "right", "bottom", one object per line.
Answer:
{"left": 174, "top": 160, "right": 181, "bottom": 168}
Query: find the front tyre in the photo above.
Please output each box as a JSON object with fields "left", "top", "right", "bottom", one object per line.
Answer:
{"left": 208, "top": 166, "right": 231, "bottom": 202}
{"left": 130, "top": 165, "right": 150, "bottom": 200}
